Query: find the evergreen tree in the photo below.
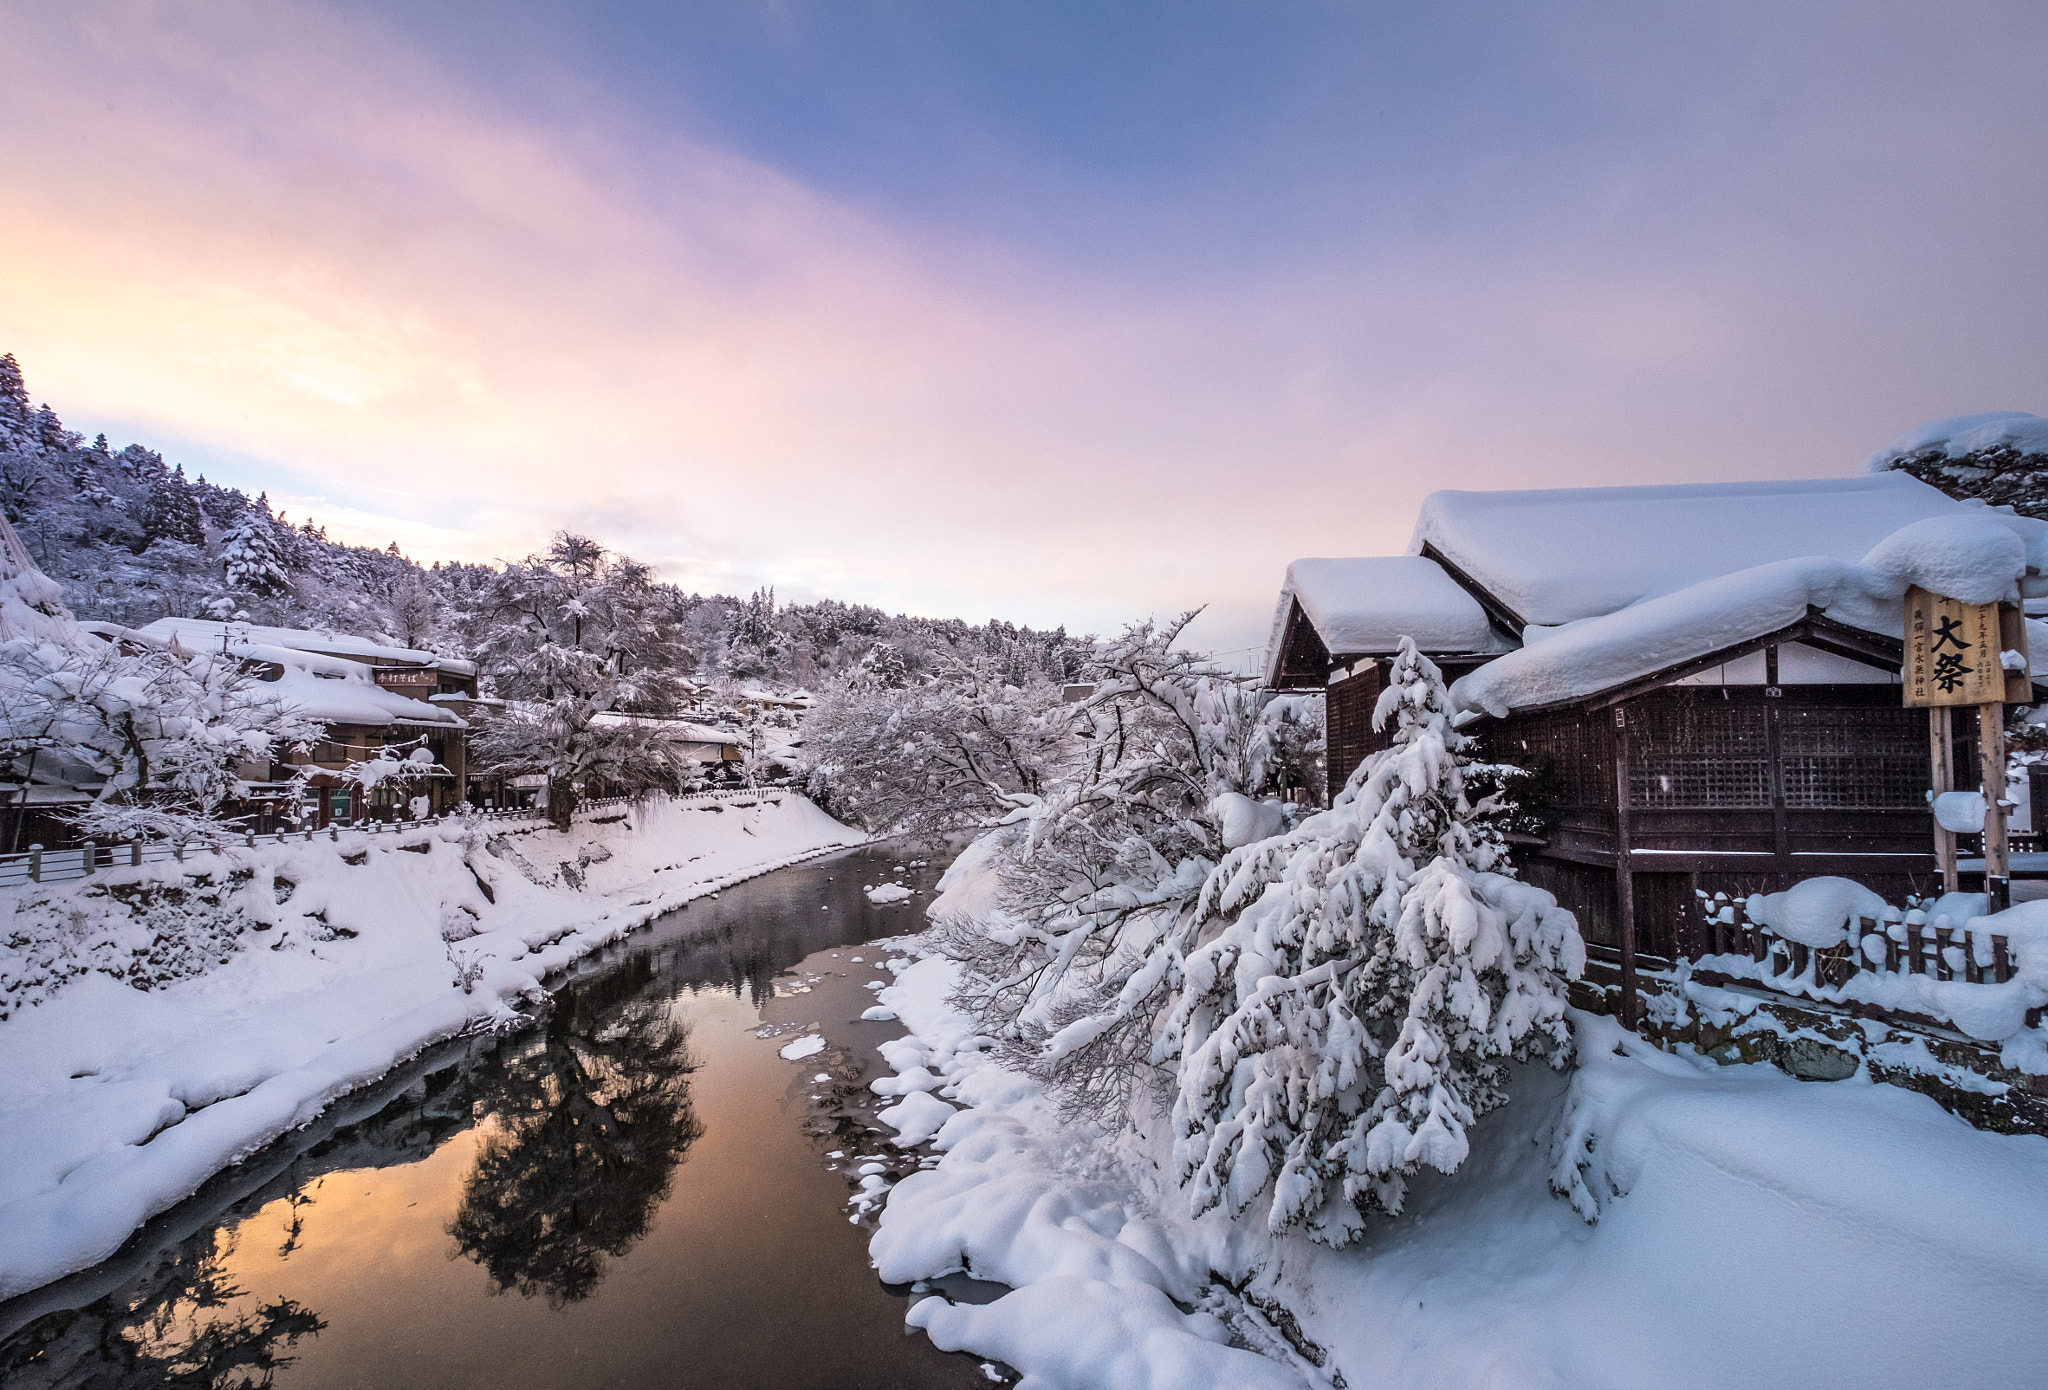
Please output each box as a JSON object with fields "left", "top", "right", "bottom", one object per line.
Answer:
{"left": 146, "top": 463, "right": 206, "bottom": 547}
{"left": 852, "top": 640, "right": 909, "bottom": 690}
{"left": 1162, "top": 638, "right": 1582, "bottom": 1242}
{"left": 219, "top": 509, "right": 291, "bottom": 597}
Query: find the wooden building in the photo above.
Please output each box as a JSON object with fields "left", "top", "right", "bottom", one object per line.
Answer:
{"left": 134, "top": 618, "right": 479, "bottom": 827}
{"left": 1265, "top": 474, "right": 2048, "bottom": 981}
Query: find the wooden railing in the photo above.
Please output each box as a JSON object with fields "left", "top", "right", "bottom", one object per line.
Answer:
{"left": 1695, "top": 890, "right": 2019, "bottom": 989}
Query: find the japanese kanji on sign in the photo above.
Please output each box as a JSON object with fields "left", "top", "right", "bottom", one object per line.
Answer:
{"left": 1902, "top": 585, "right": 2005, "bottom": 707}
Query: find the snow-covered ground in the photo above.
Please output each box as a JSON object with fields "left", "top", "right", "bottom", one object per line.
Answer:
{"left": 864, "top": 846, "right": 2048, "bottom": 1390}
{"left": 0, "top": 791, "right": 861, "bottom": 1300}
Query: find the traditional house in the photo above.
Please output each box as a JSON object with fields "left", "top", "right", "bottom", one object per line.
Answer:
{"left": 1265, "top": 473, "right": 2048, "bottom": 997}
{"left": 128, "top": 618, "right": 478, "bottom": 826}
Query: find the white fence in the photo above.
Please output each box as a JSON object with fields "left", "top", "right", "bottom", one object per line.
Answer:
{"left": 0, "top": 786, "right": 786, "bottom": 889}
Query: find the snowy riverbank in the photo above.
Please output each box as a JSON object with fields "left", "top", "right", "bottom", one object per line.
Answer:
{"left": 864, "top": 843, "right": 2048, "bottom": 1390}
{"left": 0, "top": 792, "right": 862, "bottom": 1300}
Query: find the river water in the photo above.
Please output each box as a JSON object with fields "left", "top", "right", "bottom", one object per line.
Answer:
{"left": 0, "top": 844, "right": 992, "bottom": 1389}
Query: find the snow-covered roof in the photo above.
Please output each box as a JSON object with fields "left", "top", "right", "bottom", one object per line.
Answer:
{"left": 1451, "top": 512, "right": 2041, "bottom": 717}
{"left": 1289, "top": 558, "right": 1501, "bottom": 653}
{"left": 1409, "top": 473, "right": 2035, "bottom": 629}
{"left": 1865, "top": 412, "right": 2048, "bottom": 472}
{"left": 104, "top": 626, "right": 465, "bottom": 730}
{"left": 137, "top": 617, "right": 478, "bottom": 678}
{"left": 1263, "top": 557, "right": 1509, "bottom": 684}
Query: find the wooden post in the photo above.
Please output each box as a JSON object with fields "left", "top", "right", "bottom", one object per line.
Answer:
{"left": 1930, "top": 704, "right": 1958, "bottom": 893}
{"left": 1612, "top": 705, "right": 1638, "bottom": 1029}
{"left": 1980, "top": 699, "right": 2010, "bottom": 913}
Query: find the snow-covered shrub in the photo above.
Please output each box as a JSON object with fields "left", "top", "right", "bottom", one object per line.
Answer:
{"left": 941, "top": 614, "right": 1315, "bottom": 1121}
{"left": 1867, "top": 411, "right": 2048, "bottom": 519}
{"left": 1162, "top": 639, "right": 1583, "bottom": 1240}
{"left": 800, "top": 657, "right": 1071, "bottom": 840}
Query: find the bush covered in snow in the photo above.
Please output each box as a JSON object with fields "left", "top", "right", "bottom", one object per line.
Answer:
{"left": 931, "top": 635, "right": 1581, "bottom": 1243}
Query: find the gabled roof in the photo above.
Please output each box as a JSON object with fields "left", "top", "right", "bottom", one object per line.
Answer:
{"left": 1450, "top": 512, "right": 2045, "bottom": 717}
{"left": 1410, "top": 473, "right": 2044, "bottom": 630}
{"left": 1263, "top": 557, "right": 1511, "bottom": 687}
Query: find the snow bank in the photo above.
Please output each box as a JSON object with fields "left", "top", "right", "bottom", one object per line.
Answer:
{"left": 1865, "top": 411, "right": 2048, "bottom": 472}
{"left": 870, "top": 853, "right": 2048, "bottom": 1388}
{"left": 1205, "top": 791, "right": 1288, "bottom": 850}
{"left": 0, "top": 792, "right": 861, "bottom": 1299}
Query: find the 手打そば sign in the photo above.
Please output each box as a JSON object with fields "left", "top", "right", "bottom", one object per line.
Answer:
{"left": 1902, "top": 587, "right": 2004, "bottom": 707}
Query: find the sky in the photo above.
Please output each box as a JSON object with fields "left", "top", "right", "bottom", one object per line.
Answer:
{"left": 2, "top": 1, "right": 2045, "bottom": 664}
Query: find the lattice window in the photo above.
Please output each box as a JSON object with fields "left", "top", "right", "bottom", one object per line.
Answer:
{"left": 1629, "top": 699, "right": 1772, "bottom": 808}
{"left": 1780, "top": 707, "right": 1926, "bottom": 809}
{"left": 1629, "top": 759, "right": 1772, "bottom": 808}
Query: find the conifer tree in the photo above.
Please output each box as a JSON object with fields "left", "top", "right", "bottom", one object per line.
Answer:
{"left": 1163, "top": 638, "right": 1583, "bottom": 1242}
{"left": 146, "top": 463, "right": 206, "bottom": 547}
{"left": 220, "top": 509, "right": 291, "bottom": 597}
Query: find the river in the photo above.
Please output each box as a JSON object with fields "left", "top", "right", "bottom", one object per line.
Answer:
{"left": 0, "top": 843, "right": 995, "bottom": 1389}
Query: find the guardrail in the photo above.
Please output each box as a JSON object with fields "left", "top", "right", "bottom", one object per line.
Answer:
{"left": 0, "top": 785, "right": 787, "bottom": 888}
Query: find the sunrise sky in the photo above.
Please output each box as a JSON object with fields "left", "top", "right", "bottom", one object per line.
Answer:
{"left": 3, "top": 1, "right": 2044, "bottom": 658}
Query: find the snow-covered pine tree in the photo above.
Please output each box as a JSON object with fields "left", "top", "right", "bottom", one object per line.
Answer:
{"left": 852, "top": 640, "right": 909, "bottom": 690}
{"left": 1162, "top": 637, "right": 1583, "bottom": 1243}
{"left": 220, "top": 508, "right": 291, "bottom": 598}
{"left": 145, "top": 463, "right": 206, "bottom": 547}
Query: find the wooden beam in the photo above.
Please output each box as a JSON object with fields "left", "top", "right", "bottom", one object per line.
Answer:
{"left": 1980, "top": 700, "right": 2010, "bottom": 912}
{"left": 1612, "top": 704, "right": 1638, "bottom": 1029}
{"left": 1418, "top": 541, "right": 1527, "bottom": 639}
{"left": 1580, "top": 608, "right": 1901, "bottom": 714}
{"left": 1931, "top": 704, "right": 1958, "bottom": 894}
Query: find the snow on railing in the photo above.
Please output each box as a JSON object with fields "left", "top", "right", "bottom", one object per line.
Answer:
{"left": 1696, "top": 890, "right": 2019, "bottom": 989}
{"left": 0, "top": 786, "right": 783, "bottom": 888}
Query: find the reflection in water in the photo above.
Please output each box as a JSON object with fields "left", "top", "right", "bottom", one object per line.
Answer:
{"left": 0, "top": 1229, "right": 324, "bottom": 1388}
{"left": 0, "top": 844, "right": 969, "bottom": 1389}
{"left": 449, "top": 963, "right": 704, "bottom": 1307}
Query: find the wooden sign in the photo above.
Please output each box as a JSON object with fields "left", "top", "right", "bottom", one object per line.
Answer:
{"left": 1903, "top": 587, "right": 2005, "bottom": 707}
{"left": 374, "top": 667, "right": 439, "bottom": 688}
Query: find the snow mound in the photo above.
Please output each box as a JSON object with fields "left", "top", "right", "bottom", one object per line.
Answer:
{"left": 1865, "top": 411, "right": 2048, "bottom": 472}
{"left": 1204, "top": 792, "right": 1287, "bottom": 850}
{"left": 1743, "top": 876, "right": 1890, "bottom": 948}
{"left": 864, "top": 882, "right": 914, "bottom": 904}
{"left": 1860, "top": 513, "right": 2026, "bottom": 606}
{"left": 779, "top": 1034, "right": 827, "bottom": 1061}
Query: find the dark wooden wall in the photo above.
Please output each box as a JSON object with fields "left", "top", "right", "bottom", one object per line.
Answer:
{"left": 1493, "top": 683, "right": 1940, "bottom": 958}
{"left": 1325, "top": 665, "right": 1383, "bottom": 800}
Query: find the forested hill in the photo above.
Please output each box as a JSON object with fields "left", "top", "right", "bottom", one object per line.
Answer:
{"left": 0, "top": 353, "right": 1087, "bottom": 688}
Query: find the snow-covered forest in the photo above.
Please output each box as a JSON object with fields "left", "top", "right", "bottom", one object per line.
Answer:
{"left": 0, "top": 353, "right": 1090, "bottom": 691}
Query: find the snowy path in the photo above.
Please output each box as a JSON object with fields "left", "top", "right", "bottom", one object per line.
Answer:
{"left": 0, "top": 793, "right": 862, "bottom": 1300}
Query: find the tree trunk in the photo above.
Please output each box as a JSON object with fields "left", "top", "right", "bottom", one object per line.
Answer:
{"left": 548, "top": 776, "right": 576, "bottom": 832}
